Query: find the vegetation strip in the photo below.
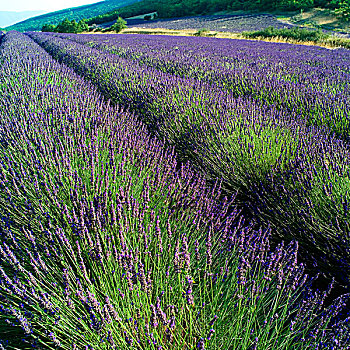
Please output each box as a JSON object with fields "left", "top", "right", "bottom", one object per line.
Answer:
{"left": 242, "top": 26, "right": 350, "bottom": 49}
{"left": 92, "top": 27, "right": 350, "bottom": 49}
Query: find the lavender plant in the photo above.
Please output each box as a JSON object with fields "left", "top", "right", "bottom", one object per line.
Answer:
{"left": 28, "top": 32, "right": 350, "bottom": 288}
{"left": 0, "top": 32, "right": 349, "bottom": 350}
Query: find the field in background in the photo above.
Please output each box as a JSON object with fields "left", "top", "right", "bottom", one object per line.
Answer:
{"left": 122, "top": 14, "right": 297, "bottom": 32}
{"left": 87, "top": 27, "right": 350, "bottom": 50}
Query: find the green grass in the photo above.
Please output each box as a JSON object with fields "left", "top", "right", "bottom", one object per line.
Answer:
{"left": 243, "top": 26, "right": 330, "bottom": 41}
{"left": 243, "top": 26, "right": 350, "bottom": 49}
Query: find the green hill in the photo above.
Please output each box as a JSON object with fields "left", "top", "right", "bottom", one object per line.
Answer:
{"left": 5, "top": 0, "right": 140, "bottom": 32}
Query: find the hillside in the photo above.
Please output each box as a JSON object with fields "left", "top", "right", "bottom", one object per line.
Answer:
{"left": 278, "top": 7, "right": 350, "bottom": 33}
{"left": 5, "top": 0, "right": 140, "bottom": 32}
{"left": 86, "top": 0, "right": 342, "bottom": 26}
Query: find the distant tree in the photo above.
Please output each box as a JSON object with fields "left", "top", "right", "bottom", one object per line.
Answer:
{"left": 51, "top": 18, "right": 88, "bottom": 33}
{"left": 110, "top": 17, "right": 127, "bottom": 32}
{"left": 335, "top": 0, "right": 350, "bottom": 21}
{"left": 315, "top": 0, "right": 333, "bottom": 6}
{"left": 77, "top": 19, "right": 89, "bottom": 32}
{"left": 330, "top": 0, "right": 342, "bottom": 8}
{"left": 55, "top": 18, "right": 78, "bottom": 33}
{"left": 280, "top": 0, "right": 314, "bottom": 10}
{"left": 42, "top": 24, "right": 56, "bottom": 32}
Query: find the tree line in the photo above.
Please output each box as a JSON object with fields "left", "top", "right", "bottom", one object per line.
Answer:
{"left": 42, "top": 17, "right": 127, "bottom": 33}
{"left": 42, "top": 19, "right": 89, "bottom": 33}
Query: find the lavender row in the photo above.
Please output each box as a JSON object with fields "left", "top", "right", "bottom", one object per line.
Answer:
{"left": 2, "top": 31, "right": 347, "bottom": 349}
{"left": 29, "top": 31, "right": 350, "bottom": 289}
{"left": 0, "top": 31, "right": 242, "bottom": 348}
{"left": 59, "top": 33, "right": 350, "bottom": 140}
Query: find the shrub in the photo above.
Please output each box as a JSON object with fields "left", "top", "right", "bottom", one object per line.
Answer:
{"left": 77, "top": 19, "right": 89, "bottom": 33}
{"left": 42, "top": 18, "right": 89, "bottom": 34}
{"left": 194, "top": 28, "right": 210, "bottom": 36}
{"left": 335, "top": 0, "right": 350, "bottom": 22}
{"left": 243, "top": 26, "right": 330, "bottom": 42}
{"left": 55, "top": 18, "right": 79, "bottom": 33}
{"left": 110, "top": 17, "right": 127, "bottom": 33}
{"left": 41, "top": 24, "right": 56, "bottom": 32}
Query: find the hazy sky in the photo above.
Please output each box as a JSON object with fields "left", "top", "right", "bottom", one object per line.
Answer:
{"left": 1, "top": 0, "right": 100, "bottom": 12}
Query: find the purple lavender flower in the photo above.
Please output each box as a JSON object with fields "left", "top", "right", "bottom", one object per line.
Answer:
{"left": 48, "top": 331, "right": 61, "bottom": 347}
{"left": 197, "top": 337, "right": 205, "bottom": 349}
{"left": 207, "top": 328, "right": 215, "bottom": 341}
{"left": 150, "top": 304, "right": 158, "bottom": 328}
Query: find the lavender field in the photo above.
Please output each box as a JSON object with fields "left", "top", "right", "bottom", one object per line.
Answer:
{"left": 122, "top": 14, "right": 350, "bottom": 39}
{"left": 123, "top": 14, "right": 296, "bottom": 33}
{"left": 0, "top": 30, "right": 350, "bottom": 349}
